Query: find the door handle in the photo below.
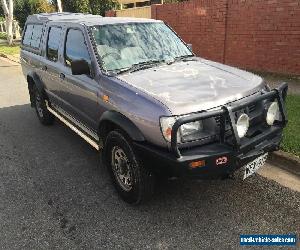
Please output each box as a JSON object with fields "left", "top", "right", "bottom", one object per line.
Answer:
{"left": 41, "top": 65, "right": 47, "bottom": 71}
{"left": 59, "top": 73, "right": 65, "bottom": 80}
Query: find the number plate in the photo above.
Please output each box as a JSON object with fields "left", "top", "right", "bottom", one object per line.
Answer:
{"left": 243, "top": 153, "right": 268, "bottom": 180}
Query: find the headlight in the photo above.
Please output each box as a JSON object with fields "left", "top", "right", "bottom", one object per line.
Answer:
{"left": 236, "top": 113, "right": 249, "bottom": 138}
{"left": 266, "top": 101, "right": 279, "bottom": 125}
{"left": 160, "top": 116, "right": 203, "bottom": 142}
{"left": 180, "top": 121, "right": 203, "bottom": 141}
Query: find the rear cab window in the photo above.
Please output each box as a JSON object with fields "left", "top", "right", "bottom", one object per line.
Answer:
{"left": 47, "top": 26, "right": 62, "bottom": 62}
{"left": 22, "top": 23, "right": 43, "bottom": 49}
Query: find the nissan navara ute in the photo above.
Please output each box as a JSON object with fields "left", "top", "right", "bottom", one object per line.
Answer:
{"left": 21, "top": 13, "right": 288, "bottom": 204}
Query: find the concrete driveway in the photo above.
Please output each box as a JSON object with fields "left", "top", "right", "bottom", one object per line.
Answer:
{"left": 0, "top": 58, "right": 299, "bottom": 249}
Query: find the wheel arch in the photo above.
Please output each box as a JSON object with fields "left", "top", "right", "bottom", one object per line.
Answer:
{"left": 26, "top": 72, "right": 47, "bottom": 106}
{"left": 98, "top": 111, "right": 145, "bottom": 142}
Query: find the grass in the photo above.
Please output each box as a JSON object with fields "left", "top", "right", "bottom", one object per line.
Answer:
{"left": 282, "top": 95, "right": 300, "bottom": 157}
{"left": 0, "top": 44, "right": 20, "bottom": 56}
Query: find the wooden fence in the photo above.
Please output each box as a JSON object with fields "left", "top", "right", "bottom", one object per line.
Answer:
{"left": 115, "top": 6, "right": 151, "bottom": 18}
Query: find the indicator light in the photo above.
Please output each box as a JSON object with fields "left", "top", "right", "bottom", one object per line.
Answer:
{"left": 189, "top": 160, "right": 205, "bottom": 168}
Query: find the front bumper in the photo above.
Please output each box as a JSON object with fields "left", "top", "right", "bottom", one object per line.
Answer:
{"left": 134, "top": 83, "right": 288, "bottom": 179}
{"left": 134, "top": 129, "right": 282, "bottom": 178}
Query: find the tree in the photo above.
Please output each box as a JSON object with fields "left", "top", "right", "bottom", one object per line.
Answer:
{"left": 89, "top": 0, "right": 118, "bottom": 16}
{"left": 1, "top": 0, "right": 13, "bottom": 45}
{"left": 28, "top": 0, "right": 55, "bottom": 13}
{"left": 14, "top": 0, "right": 30, "bottom": 29}
{"left": 61, "top": 0, "right": 118, "bottom": 16}
{"left": 62, "top": 0, "right": 90, "bottom": 13}
{"left": 57, "top": 0, "right": 62, "bottom": 12}
{"left": 0, "top": 4, "right": 3, "bottom": 17}
{"left": 14, "top": 0, "right": 55, "bottom": 29}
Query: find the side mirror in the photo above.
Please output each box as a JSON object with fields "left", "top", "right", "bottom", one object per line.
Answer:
{"left": 187, "top": 43, "right": 193, "bottom": 51}
{"left": 71, "top": 59, "right": 90, "bottom": 75}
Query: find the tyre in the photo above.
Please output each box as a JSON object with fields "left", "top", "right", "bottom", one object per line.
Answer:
{"left": 103, "top": 130, "right": 155, "bottom": 204}
{"left": 32, "top": 85, "right": 55, "bottom": 125}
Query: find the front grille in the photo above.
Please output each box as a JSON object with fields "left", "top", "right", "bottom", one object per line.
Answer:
{"left": 249, "top": 103, "right": 256, "bottom": 113}
{"left": 213, "top": 100, "right": 266, "bottom": 146}
{"left": 215, "top": 102, "right": 259, "bottom": 126}
{"left": 215, "top": 116, "right": 228, "bottom": 126}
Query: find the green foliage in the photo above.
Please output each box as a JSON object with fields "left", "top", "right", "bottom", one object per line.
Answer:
{"left": 62, "top": 0, "right": 90, "bottom": 13}
{"left": 0, "top": 32, "right": 7, "bottom": 40}
{"left": 15, "top": 0, "right": 31, "bottom": 29}
{"left": 282, "top": 95, "right": 300, "bottom": 157}
{"left": 89, "top": 0, "right": 119, "bottom": 16}
{"left": 28, "top": 0, "right": 55, "bottom": 13}
{"left": 60, "top": 0, "right": 118, "bottom": 16}
{"left": 14, "top": 0, "right": 55, "bottom": 28}
{"left": 2, "top": 0, "right": 118, "bottom": 28}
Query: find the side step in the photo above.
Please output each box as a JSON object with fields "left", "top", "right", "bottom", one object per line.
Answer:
{"left": 46, "top": 101, "right": 100, "bottom": 150}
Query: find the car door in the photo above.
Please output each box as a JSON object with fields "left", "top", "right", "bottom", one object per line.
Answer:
{"left": 40, "top": 25, "right": 65, "bottom": 108}
{"left": 56, "top": 26, "right": 101, "bottom": 131}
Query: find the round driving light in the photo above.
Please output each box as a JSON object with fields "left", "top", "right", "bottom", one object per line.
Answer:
{"left": 236, "top": 113, "right": 249, "bottom": 138}
{"left": 266, "top": 101, "right": 279, "bottom": 125}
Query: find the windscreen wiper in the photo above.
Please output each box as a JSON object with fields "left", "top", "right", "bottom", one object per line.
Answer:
{"left": 115, "top": 59, "right": 164, "bottom": 74}
{"left": 166, "top": 55, "right": 197, "bottom": 65}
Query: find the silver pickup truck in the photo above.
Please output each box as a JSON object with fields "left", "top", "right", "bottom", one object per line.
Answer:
{"left": 21, "top": 13, "right": 288, "bottom": 204}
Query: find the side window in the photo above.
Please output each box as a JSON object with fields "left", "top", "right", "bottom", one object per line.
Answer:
{"left": 65, "top": 29, "right": 91, "bottom": 67}
{"left": 23, "top": 25, "right": 34, "bottom": 46}
{"left": 22, "top": 24, "right": 43, "bottom": 48}
{"left": 47, "top": 27, "right": 62, "bottom": 62}
{"left": 30, "top": 25, "right": 43, "bottom": 48}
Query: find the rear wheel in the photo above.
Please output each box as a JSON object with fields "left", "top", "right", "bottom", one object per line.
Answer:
{"left": 32, "top": 85, "right": 54, "bottom": 125}
{"left": 103, "top": 130, "right": 155, "bottom": 204}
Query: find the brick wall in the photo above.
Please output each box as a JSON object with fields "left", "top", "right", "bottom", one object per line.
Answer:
{"left": 151, "top": 0, "right": 300, "bottom": 75}
{"left": 152, "top": 1, "right": 227, "bottom": 63}
{"left": 225, "top": 0, "right": 300, "bottom": 75}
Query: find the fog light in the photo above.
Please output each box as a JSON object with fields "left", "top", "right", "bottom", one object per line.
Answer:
{"left": 266, "top": 101, "right": 279, "bottom": 125}
{"left": 236, "top": 113, "right": 249, "bottom": 138}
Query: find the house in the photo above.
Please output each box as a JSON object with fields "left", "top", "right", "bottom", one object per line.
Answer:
{"left": 115, "top": 0, "right": 163, "bottom": 18}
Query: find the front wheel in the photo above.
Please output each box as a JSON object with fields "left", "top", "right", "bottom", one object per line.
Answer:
{"left": 103, "top": 130, "right": 155, "bottom": 204}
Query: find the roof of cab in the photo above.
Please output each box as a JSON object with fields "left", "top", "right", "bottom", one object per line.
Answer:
{"left": 26, "top": 12, "right": 161, "bottom": 26}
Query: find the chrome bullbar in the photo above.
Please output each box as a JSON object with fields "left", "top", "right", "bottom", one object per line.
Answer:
{"left": 171, "top": 83, "right": 288, "bottom": 158}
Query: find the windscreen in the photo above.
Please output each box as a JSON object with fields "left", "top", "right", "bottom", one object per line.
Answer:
{"left": 92, "top": 22, "right": 193, "bottom": 72}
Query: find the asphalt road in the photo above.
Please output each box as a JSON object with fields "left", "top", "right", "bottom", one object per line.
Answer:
{"left": 0, "top": 58, "right": 299, "bottom": 249}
